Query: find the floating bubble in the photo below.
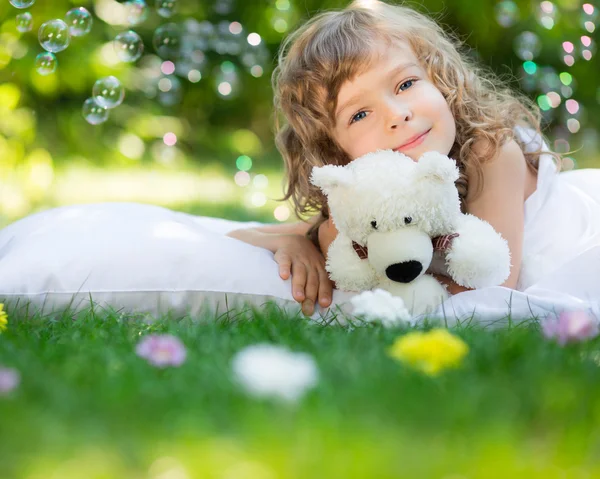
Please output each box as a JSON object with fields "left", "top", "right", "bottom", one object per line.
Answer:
{"left": 156, "top": 0, "right": 178, "bottom": 18}
{"left": 513, "top": 31, "right": 541, "bottom": 61}
{"left": 38, "top": 19, "right": 71, "bottom": 53}
{"left": 34, "top": 52, "right": 57, "bottom": 75}
{"left": 65, "top": 7, "right": 93, "bottom": 37}
{"left": 124, "top": 0, "right": 149, "bottom": 26}
{"left": 82, "top": 98, "right": 109, "bottom": 125}
{"left": 16, "top": 12, "right": 33, "bottom": 33}
{"left": 9, "top": 0, "right": 35, "bottom": 8}
{"left": 93, "top": 76, "right": 125, "bottom": 109}
{"left": 153, "top": 23, "right": 182, "bottom": 59}
{"left": 495, "top": 1, "right": 519, "bottom": 27}
{"left": 114, "top": 30, "right": 144, "bottom": 62}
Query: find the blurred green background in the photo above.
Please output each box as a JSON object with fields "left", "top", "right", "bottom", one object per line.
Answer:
{"left": 0, "top": 0, "right": 598, "bottom": 228}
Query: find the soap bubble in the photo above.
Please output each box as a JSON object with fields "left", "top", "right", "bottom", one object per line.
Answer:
{"left": 82, "top": 98, "right": 109, "bottom": 125}
{"left": 38, "top": 19, "right": 71, "bottom": 53}
{"left": 93, "top": 76, "right": 125, "bottom": 109}
{"left": 124, "top": 0, "right": 149, "bottom": 26}
{"left": 153, "top": 23, "right": 182, "bottom": 59}
{"left": 495, "top": 1, "right": 519, "bottom": 27}
{"left": 34, "top": 52, "right": 57, "bottom": 75}
{"left": 513, "top": 31, "right": 541, "bottom": 61}
{"left": 9, "top": 0, "right": 35, "bottom": 8}
{"left": 16, "top": 12, "right": 33, "bottom": 33}
{"left": 156, "top": 0, "right": 178, "bottom": 18}
{"left": 65, "top": 7, "right": 93, "bottom": 37}
{"left": 114, "top": 30, "right": 144, "bottom": 62}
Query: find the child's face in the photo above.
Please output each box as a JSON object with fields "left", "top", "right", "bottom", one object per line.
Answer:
{"left": 332, "top": 41, "right": 456, "bottom": 162}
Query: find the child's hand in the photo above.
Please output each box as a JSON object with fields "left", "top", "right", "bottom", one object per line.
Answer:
{"left": 273, "top": 235, "right": 333, "bottom": 316}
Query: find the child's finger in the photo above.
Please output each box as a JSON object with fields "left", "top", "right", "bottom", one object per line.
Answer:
{"left": 302, "top": 269, "right": 319, "bottom": 315}
{"left": 277, "top": 256, "right": 292, "bottom": 280}
{"left": 290, "top": 262, "right": 306, "bottom": 302}
{"left": 317, "top": 269, "right": 332, "bottom": 308}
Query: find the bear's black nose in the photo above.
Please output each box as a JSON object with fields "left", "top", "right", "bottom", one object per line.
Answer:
{"left": 385, "top": 261, "right": 423, "bottom": 283}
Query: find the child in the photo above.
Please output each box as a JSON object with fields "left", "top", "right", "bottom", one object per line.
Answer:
{"left": 227, "top": 0, "right": 600, "bottom": 316}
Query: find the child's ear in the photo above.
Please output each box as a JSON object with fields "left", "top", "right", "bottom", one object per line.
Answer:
{"left": 310, "top": 165, "right": 354, "bottom": 194}
{"left": 415, "top": 152, "right": 459, "bottom": 183}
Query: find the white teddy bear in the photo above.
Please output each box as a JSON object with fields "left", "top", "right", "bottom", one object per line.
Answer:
{"left": 310, "top": 150, "right": 511, "bottom": 316}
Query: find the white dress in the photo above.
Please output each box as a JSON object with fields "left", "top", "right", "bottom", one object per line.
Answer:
{"left": 429, "top": 126, "right": 600, "bottom": 325}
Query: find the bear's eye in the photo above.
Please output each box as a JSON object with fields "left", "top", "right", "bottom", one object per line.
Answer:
{"left": 404, "top": 216, "right": 412, "bottom": 225}
{"left": 370, "top": 220, "right": 378, "bottom": 230}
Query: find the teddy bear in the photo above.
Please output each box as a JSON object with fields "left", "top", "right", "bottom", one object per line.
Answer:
{"left": 310, "top": 150, "right": 511, "bottom": 316}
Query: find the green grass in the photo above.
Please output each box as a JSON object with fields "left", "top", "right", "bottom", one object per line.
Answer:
{"left": 2, "top": 305, "right": 600, "bottom": 479}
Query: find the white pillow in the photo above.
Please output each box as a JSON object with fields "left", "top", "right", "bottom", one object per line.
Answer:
{"left": 0, "top": 202, "right": 357, "bottom": 320}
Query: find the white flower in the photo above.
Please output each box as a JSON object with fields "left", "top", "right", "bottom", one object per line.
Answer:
{"left": 350, "top": 289, "right": 414, "bottom": 327}
{"left": 231, "top": 344, "right": 319, "bottom": 402}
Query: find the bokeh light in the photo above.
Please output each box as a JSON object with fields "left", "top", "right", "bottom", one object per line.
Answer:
{"left": 513, "top": 31, "right": 541, "bottom": 61}
{"left": 236, "top": 155, "right": 252, "bottom": 171}
{"left": 274, "top": 205, "right": 290, "bottom": 222}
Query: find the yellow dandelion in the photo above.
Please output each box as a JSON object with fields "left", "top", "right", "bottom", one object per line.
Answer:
{"left": 0, "top": 303, "right": 7, "bottom": 332}
{"left": 388, "top": 328, "right": 469, "bottom": 376}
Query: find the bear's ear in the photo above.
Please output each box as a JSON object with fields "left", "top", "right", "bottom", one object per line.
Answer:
{"left": 310, "top": 165, "right": 354, "bottom": 194}
{"left": 415, "top": 152, "right": 460, "bottom": 183}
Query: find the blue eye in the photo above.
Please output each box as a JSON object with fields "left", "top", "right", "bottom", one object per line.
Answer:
{"left": 398, "top": 79, "right": 415, "bottom": 92}
{"left": 350, "top": 110, "right": 367, "bottom": 124}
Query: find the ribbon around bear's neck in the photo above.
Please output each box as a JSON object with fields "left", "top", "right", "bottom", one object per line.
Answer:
{"left": 351, "top": 233, "right": 460, "bottom": 260}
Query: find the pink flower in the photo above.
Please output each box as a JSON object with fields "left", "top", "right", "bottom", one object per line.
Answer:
{"left": 541, "top": 311, "right": 599, "bottom": 346}
{"left": 135, "top": 334, "right": 187, "bottom": 368}
{"left": 0, "top": 367, "right": 20, "bottom": 395}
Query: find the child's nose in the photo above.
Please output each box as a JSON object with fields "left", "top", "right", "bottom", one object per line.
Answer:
{"left": 385, "top": 102, "right": 413, "bottom": 129}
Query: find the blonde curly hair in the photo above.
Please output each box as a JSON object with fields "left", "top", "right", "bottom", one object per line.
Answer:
{"left": 272, "top": 0, "right": 557, "bottom": 225}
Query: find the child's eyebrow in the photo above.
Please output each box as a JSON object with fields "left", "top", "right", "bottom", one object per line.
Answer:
{"left": 335, "top": 62, "right": 419, "bottom": 118}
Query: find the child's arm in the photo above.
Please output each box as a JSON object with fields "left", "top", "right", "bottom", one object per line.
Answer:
{"left": 461, "top": 138, "right": 529, "bottom": 291}
{"left": 226, "top": 215, "right": 334, "bottom": 315}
